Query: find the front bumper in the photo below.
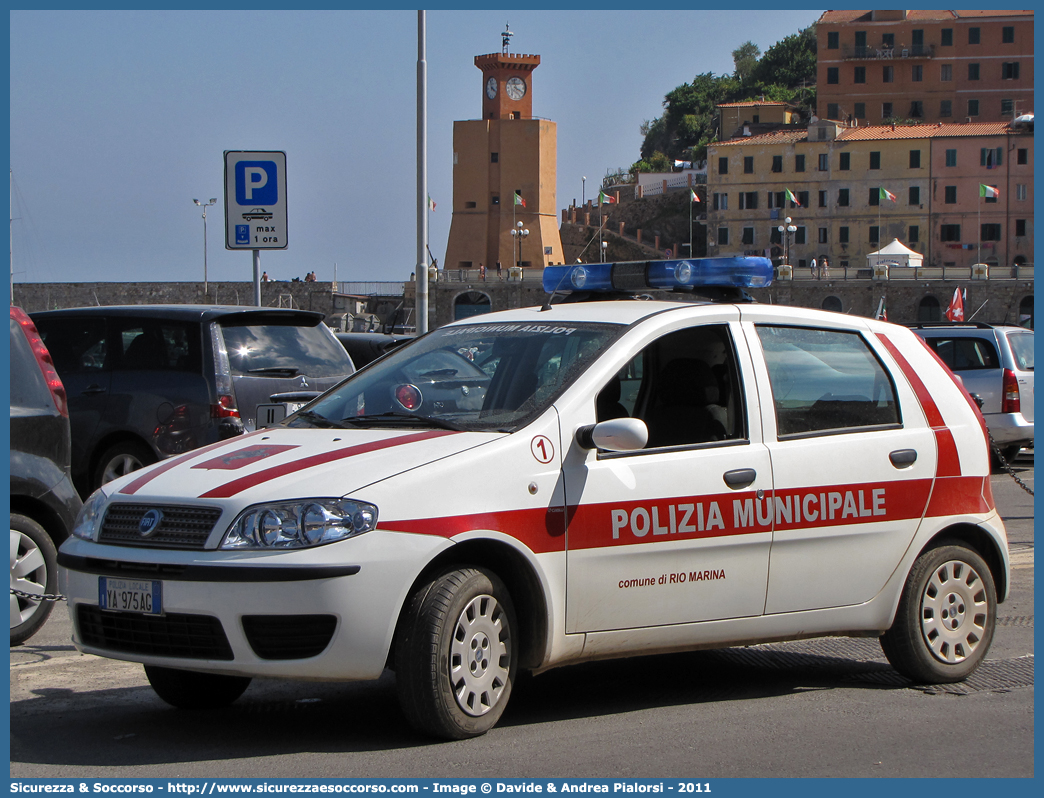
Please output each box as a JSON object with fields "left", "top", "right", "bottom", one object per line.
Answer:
{"left": 57, "top": 530, "right": 447, "bottom": 680}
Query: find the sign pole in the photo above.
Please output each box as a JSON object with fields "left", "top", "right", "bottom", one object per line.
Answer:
{"left": 253, "top": 250, "right": 261, "bottom": 306}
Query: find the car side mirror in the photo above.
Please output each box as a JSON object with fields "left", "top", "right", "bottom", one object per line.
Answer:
{"left": 575, "top": 418, "right": 649, "bottom": 452}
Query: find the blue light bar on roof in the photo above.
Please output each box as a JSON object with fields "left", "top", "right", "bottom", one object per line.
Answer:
{"left": 542, "top": 257, "right": 774, "bottom": 294}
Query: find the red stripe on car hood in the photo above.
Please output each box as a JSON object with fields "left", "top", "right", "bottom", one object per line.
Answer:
{"left": 197, "top": 429, "right": 460, "bottom": 499}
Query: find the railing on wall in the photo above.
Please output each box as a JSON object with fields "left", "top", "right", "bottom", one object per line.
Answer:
{"left": 336, "top": 281, "right": 406, "bottom": 296}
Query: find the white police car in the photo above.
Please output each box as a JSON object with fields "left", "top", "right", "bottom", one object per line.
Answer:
{"left": 59, "top": 257, "right": 1009, "bottom": 740}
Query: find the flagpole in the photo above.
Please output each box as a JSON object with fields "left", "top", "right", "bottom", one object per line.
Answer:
{"left": 977, "top": 193, "right": 981, "bottom": 264}
{"left": 689, "top": 192, "right": 693, "bottom": 258}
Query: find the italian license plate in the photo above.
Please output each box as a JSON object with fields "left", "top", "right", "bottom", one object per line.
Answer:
{"left": 99, "top": 577, "right": 163, "bottom": 615}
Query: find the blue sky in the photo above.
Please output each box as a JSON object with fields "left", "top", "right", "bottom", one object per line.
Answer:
{"left": 10, "top": 8, "right": 823, "bottom": 286}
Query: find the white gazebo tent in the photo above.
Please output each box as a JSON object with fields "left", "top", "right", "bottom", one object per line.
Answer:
{"left": 867, "top": 238, "right": 923, "bottom": 270}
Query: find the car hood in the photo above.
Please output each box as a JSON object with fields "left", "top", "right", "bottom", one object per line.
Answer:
{"left": 107, "top": 427, "right": 501, "bottom": 504}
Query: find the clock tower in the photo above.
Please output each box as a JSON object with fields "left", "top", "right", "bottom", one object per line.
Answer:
{"left": 443, "top": 26, "right": 564, "bottom": 277}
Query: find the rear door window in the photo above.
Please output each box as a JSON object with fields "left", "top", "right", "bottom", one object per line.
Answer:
{"left": 114, "top": 320, "right": 202, "bottom": 372}
{"left": 923, "top": 336, "right": 998, "bottom": 370}
{"left": 756, "top": 325, "right": 900, "bottom": 437}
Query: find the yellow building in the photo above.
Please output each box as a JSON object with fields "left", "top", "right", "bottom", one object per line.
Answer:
{"left": 443, "top": 42, "right": 564, "bottom": 273}
{"left": 706, "top": 118, "right": 1031, "bottom": 271}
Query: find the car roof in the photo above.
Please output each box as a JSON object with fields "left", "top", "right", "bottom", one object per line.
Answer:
{"left": 440, "top": 299, "right": 720, "bottom": 328}
{"left": 30, "top": 305, "right": 325, "bottom": 324}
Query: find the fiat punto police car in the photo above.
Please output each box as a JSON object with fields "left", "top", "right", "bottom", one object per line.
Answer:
{"left": 59, "top": 257, "right": 1009, "bottom": 740}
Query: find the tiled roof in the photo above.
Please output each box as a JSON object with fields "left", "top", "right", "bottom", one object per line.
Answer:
{"left": 712, "top": 122, "right": 1028, "bottom": 147}
{"left": 717, "top": 101, "right": 792, "bottom": 108}
{"left": 818, "top": 9, "right": 1033, "bottom": 24}
{"left": 840, "top": 122, "right": 1026, "bottom": 140}
{"left": 818, "top": 10, "right": 958, "bottom": 24}
{"left": 712, "top": 129, "right": 809, "bottom": 147}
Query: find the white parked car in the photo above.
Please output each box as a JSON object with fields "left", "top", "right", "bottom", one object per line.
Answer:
{"left": 59, "top": 258, "right": 1009, "bottom": 739}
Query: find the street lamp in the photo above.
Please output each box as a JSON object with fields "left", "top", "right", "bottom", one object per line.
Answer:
{"left": 601, "top": 241, "right": 608, "bottom": 263}
{"left": 193, "top": 198, "right": 217, "bottom": 295}
{"left": 511, "top": 221, "right": 529, "bottom": 270}
{"left": 582, "top": 176, "right": 587, "bottom": 207}
{"left": 776, "top": 215, "right": 797, "bottom": 265}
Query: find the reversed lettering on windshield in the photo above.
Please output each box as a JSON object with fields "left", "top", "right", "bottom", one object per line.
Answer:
{"left": 442, "top": 324, "right": 577, "bottom": 337}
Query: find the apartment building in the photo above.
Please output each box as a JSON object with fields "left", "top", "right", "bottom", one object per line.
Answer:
{"left": 705, "top": 119, "right": 1032, "bottom": 271}
{"left": 816, "top": 9, "right": 1033, "bottom": 126}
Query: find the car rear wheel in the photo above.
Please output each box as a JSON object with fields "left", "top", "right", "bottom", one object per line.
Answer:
{"left": 94, "top": 441, "right": 156, "bottom": 490}
{"left": 395, "top": 567, "right": 517, "bottom": 739}
{"left": 10, "top": 514, "right": 58, "bottom": 645}
{"left": 144, "top": 665, "right": 252, "bottom": 709}
{"left": 881, "top": 543, "right": 996, "bottom": 683}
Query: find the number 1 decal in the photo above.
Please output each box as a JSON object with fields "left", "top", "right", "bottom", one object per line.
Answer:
{"left": 531, "top": 435, "right": 554, "bottom": 464}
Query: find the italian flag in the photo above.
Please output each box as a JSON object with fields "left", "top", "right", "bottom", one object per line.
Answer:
{"left": 427, "top": 194, "right": 436, "bottom": 211}
{"left": 514, "top": 192, "right": 526, "bottom": 207}
{"left": 599, "top": 191, "right": 617, "bottom": 204}
{"left": 980, "top": 184, "right": 1000, "bottom": 199}
{"left": 785, "top": 188, "right": 801, "bottom": 207}
{"left": 880, "top": 188, "right": 897, "bottom": 203}
{"left": 690, "top": 189, "right": 700, "bottom": 203}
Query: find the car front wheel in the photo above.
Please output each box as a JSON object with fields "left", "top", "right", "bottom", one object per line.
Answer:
{"left": 395, "top": 567, "right": 518, "bottom": 739}
{"left": 144, "top": 665, "right": 252, "bottom": 709}
{"left": 10, "top": 514, "right": 58, "bottom": 645}
{"left": 881, "top": 543, "right": 997, "bottom": 683}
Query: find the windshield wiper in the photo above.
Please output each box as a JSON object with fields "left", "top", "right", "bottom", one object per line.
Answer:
{"left": 342, "top": 412, "right": 465, "bottom": 431}
{"left": 290, "top": 410, "right": 347, "bottom": 429}
{"left": 248, "top": 366, "right": 300, "bottom": 377}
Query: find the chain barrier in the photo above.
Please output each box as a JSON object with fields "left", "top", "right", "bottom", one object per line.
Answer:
{"left": 988, "top": 431, "right": 1034, "bottom": 495}
{"left": 10, "top": 588, "right": 66, "bottom": 602}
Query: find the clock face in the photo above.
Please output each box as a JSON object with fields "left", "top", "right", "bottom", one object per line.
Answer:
{"left": 486, "top": 76, "right": 497, "bottom": 99}
{"left": 505, "top": 76, "right": 526, "bottom": 101}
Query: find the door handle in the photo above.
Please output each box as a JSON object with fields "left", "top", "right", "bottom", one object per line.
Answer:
{"left": 81, "top": 384, "right": 107, "bottom": 395}
{"left": 889, "top": 449, "right": 917, "bottom": 468}
{"left": 723, "top": 468, "right": 757, "bottom": 489}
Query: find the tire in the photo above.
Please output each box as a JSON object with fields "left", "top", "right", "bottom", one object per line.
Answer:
{"left": 1000, "top": 445, "right": 1022, "bottom": 463}
{"left": 10, "top": 514, "right": 59, "bottom": 646}
{"left": 881, "top": 544, "right": 997, "bottom": 683}
{"left": 93, "top": 441, "right": 156, "bottom": 490}
{"left": 395, "top": 567, "right": 518, "bottom": 740}
{"left": 144, "top": 665, "right": 251, "bottom": 709}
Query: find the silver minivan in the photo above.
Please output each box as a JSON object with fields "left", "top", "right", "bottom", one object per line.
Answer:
{"left": 911, "top": 322, "right": 1033, "bottom": 461}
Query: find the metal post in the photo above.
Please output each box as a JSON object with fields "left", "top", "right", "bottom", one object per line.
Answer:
{"left": 416, "top": 10, "right": 429, "bottom": 334}
{"left": 253, "top": 250, "right": 261, "bottom": 306}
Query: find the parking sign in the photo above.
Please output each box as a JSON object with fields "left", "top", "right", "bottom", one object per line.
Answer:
{"left": 224, "top": 151, "right": 287, "bottom": 249}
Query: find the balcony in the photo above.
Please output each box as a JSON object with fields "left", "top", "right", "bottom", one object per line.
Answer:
{"left": 842, "top": 44, "right": 934, "bottom": 60}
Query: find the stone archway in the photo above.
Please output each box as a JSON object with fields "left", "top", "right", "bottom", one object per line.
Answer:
{"left": 454, "top": 291, "right": 492, "bottom": 321}
{"left": 917, "top": 294, "right": 941, "bottom": 322}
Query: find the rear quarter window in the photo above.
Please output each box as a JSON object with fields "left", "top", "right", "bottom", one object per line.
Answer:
{"left": 1007, "top": 331, "right": 1034, "bottom": 371}
{"left": 756, "top": 325, "right": 900, "bottom": 437}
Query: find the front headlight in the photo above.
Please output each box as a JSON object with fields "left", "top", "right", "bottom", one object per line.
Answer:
{"left": 72, "top": 489, "right": 108, "bottom": 541}
{"left": 220, "top": 499, "right": 378, "bottom": 550}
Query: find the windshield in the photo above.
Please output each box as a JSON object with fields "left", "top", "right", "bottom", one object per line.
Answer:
{"left": 290, "top": 321, "right": 623, "bottom": 432}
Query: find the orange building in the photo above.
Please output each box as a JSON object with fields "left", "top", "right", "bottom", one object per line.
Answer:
{"left": 443, "top": 37, "right": 564, "bottom": 274}
{"left": 816, "top": 9, "right": 1034, "bottom": 126}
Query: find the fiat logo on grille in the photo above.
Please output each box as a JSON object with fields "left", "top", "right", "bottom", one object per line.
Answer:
{"left": 139, "top": 509, "right": 163, "bottom": 537}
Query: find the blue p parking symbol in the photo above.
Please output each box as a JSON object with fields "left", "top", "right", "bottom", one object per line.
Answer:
{"left": 235, "top": 161, "right": 278, "bottom": 205}
{"left": 235, "top": 225, "right": 250, "bottom": 245}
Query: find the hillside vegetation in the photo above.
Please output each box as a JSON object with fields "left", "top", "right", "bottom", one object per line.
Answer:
{"left": 632, "top": 24, "right": 817, "bottom": 174}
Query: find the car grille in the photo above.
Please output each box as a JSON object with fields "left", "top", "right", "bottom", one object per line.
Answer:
{"left": 77, "top": 605, "right": 234, "bottom": 660}
{"left": 241, "top": 615, "right": 338, "bottom": 660}
{"left": 100, "top": 504, "right": 223, "bottom": 549}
